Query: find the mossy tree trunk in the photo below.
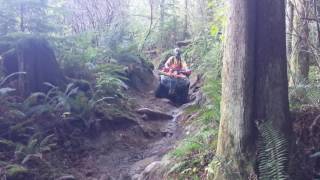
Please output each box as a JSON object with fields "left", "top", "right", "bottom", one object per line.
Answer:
{"left": 214, "top": 0, "right": 290, "bottom": 179}
{"left": 287, "top": 0, "right": 295, "bottom": 86}
{"left": 214, "top": 0, "right": 256, "bottom": 178}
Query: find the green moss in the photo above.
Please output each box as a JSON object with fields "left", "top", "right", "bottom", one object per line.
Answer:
{"left": 94, "top": 100, "right": 135, "bottom": 122}
{"left": 5, "top": 164, "right": 33, "bottom": 180}
{"left": 309, "top": 66, "right": 320, "bottom": 83}
{"left": 6, "top": 165, "right": 27, "bottom": 175}
{"left": 184, "top": 105, "right": 201, "bottom": 114}
{"left": 172, "top": 141, "right": 202, "bottom": 158}
{"left": 168, "top": 101, "right": 219, "bottom": 179}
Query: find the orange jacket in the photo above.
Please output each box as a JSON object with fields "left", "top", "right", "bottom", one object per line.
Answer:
{"left": 164, "top": 56, "right": 188, "bottom": 70}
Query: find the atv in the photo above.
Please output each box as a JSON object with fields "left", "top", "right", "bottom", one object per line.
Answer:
{"left": 155, "top": 68, "right": 191, "bottom": 105}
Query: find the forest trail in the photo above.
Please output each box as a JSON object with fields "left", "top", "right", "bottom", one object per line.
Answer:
{"left": 61, "top": 74, "right": 186, "bottom": 180}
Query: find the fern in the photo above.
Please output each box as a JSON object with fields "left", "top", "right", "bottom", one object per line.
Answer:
{"left": 0, "top": 72, "right": 26, "bottom": 87}
{"left": 15, "top": 134, "right": 57, "bottom": 163}
{"left": 0, "top": 72, "right": 27, "bottom": 107}
{"left": 39, "top": 134, "right": 57, "bottom": 153}
{"left": 257, "top": 121, "right": 289, "bottom": 180}
{"left": 95, "top": 73, "right": 128, "bottom": 97}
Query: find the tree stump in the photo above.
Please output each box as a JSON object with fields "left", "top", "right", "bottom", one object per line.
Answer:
{"left": 2, "top": 37, "right": 66, "bottom": 96}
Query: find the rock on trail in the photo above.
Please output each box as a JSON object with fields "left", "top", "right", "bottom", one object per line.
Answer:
{"left": 136, "top": 108, "right": 173, "bottom": 121}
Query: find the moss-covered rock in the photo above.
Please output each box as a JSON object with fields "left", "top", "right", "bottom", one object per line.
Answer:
{"left": 92, "top": 101, "right": 139, "bottom": 132}
{"left": 94, "top": 102, "right": 135, "bottom": 121}
{"left": 115, "top": 53, "right": 155, "bottom": 91}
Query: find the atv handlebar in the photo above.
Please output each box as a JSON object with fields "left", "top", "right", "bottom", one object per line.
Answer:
{"left": 161, "top": 67, "right": 192, "bottom": 76}
{"left": 159, "top": 68, "right": 192, "bottom": 78}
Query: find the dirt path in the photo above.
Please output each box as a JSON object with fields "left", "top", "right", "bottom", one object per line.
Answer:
{"left": 63, "top": 88, "right": 185, "bottom": 180}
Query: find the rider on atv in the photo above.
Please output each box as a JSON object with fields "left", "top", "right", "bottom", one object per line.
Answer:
{"left": 163, "top": 48, "right": 191, "bottom": 78}
{"left": 155, "top": 48, "right": 192, "bottom": 104}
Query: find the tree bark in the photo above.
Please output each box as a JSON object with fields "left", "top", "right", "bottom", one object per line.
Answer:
{"left": 215, "top": 0, "right": 290, "bottom": 179}
{"left": 291, "top": 0, "right": 310, "bottom": 85}
{"left": 286, "top": 0, "right": 295, "bottom": 87}
{"left": 214, "top": 0, "right": 256, "bottom": 179}
{"left": 286, "top": 0, "right": 294, "bottom": 57}
{"left": 159, "top": 0, "right": 165, "bottom": 49}
{"left": 313, "top": 0, "right": 320, "bottom": 47}
{"left": 255, "top": 0, "right": 290, "bottom": 134}
{"left": 20, "top": 3, "right": 25, "bottom": 32}
{"left": 183, "top": 0, "right": 189, "bottom": 39}
{"left": 140, "top": 0, "right": 154, "bottom": 51}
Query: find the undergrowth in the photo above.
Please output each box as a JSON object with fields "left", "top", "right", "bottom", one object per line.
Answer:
{"left": 290, "top": 66, "right": 320, "bottom": 109}
{"left": 167, "top": 38, "right": 222, "bottom": 179}
{"left": 0, "top": 35, "right": 149, "bottom": 178}
{"left": 168, "top": 106, "right": 218, "bottom": 179}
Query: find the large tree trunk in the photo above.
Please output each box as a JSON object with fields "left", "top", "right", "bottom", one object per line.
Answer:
{"left": 291, "top": 0, "right": 310, "bottom": 85}
{"left": 215, "top": 0, "right": 290, "bottom": 179}
{"left": 214, "top": 0, "right": 256, "bottom": 179}
{"left": 255, "top": 0, "right": 290, "bottom": 134}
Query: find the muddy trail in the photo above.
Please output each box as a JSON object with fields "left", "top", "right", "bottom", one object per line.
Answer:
{"left": 54, "top": 78, "right": 190, "bottom": 180}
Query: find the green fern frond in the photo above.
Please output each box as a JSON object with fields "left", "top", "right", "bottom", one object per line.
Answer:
{"left": 257, "top": 121, "right": 289, "bottom": 180}
{"left": 0, "top": 72, "right": 26, "bottom": 87}
{"left": 25, "top": 138, "right": 39, "bottom": 155}
{"left": 39, "top": 134, "right": 57, "bottom": 153}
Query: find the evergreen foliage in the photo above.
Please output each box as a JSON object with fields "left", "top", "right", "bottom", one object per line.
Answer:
{"left": 257, "top": 121, "right": 289, "bottom": 180}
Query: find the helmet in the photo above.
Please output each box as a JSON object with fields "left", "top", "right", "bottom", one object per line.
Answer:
{"left": 173, "top": 48, "right": 181, "bottom": 57}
